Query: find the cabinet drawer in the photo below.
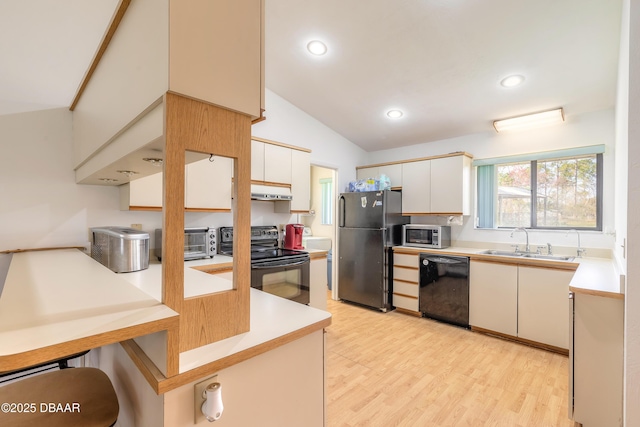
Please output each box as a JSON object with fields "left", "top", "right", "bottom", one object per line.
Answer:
{"left": 394, "top": 253, "right": 418, "bottom": 268}
{"left": 393, "top": 294, "right": 419, "bottom": 312}
{"left": 393, "top": 280, "right": 419, "bottom": 297}
{"left": 393, "top": 266, "right": 419, "bottom": 283}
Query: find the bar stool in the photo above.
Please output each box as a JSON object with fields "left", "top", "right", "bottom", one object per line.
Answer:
{"left": 0, "top": 362, "right": 118, "bottom": 427}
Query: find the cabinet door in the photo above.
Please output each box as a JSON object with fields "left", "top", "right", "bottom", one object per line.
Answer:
{"left": 185, "top": 157, "right": 233, "bottom": 210}
{"left": 430, "top": 155, "right": 470, "bottom": 214}
{"left": 309, "top": 257, "right": 327, "bottom": 310}
{"left": 401, "top": 160, "right": 430, "bottom": 214}
{"left": 122, "top": 172, "right": 163, "bottom": 209}
{"left": 356, "top": 167, "right": 378, "bottom": 180}
{"left": 379, "top": 164, "right": 403, "bottom": 188}
{"left": 469, "top": 261, "right": 518, "bottom": 336}
{"left": 517, "top": 266, "right": 573, "bottom": 349}
{"left": 290, "top": 150, "right": 310, "bottom": 212}
{"left": 251, "top": 139, "right": 265, "bottom": 181}
{"left": 264, "top": 144, "right": 292, "bottom": 184}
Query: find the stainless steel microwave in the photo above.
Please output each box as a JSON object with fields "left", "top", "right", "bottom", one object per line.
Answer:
{"left": 402, "top": 224, "right": 451, "bottom": 249}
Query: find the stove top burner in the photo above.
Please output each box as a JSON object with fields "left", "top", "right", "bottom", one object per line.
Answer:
{"left": 250, "top": 248, "right": 308, "bottom": 262}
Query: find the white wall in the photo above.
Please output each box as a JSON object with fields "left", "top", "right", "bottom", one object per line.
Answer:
{"left": 252, "top": 89, "right": 368, "bottom": 193}
{"left": 363, "top": 109, "right": 616, "bottom": 254}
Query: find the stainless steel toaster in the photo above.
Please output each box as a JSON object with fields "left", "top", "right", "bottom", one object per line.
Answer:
{"left": 90, "top": 226, "right": 149, "bottom": 273}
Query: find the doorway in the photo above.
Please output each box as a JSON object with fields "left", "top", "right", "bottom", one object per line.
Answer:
{"left": 301, "top": 165, "right": 338, "bottom": 301}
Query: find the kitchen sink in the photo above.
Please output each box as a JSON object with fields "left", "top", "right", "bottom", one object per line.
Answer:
{"left": 521, "top": 253, "right": 575, "bottom": 261}
{"left": 477, "top": 250, "right": 575, "bottom": 262}
{"left": 477, "top": 250, "right": 523, "bottom": 257}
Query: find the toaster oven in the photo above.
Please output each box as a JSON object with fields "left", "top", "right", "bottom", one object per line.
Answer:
{"left": 155, "top": 227, "right": 216, "bottom": 261}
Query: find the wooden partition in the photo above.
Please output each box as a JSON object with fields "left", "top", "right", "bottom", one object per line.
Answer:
{"left": 163, "top": 92, "right": 251, "bottom": 359}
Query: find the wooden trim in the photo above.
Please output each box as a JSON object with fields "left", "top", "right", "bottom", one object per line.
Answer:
{"left": 291, "top": 210, "right": 311, "bottom": 214}
{"left": 251, "top": 109, "right": 266, "bottom": 124}
{"left": 0, "top": 246, "right": 85, "bottom": 255}
{"left": 184, "top": 208, "right": 232, "bottom": 213}
{"left": 189, "top": 264, "right": 234, "bottom": 273}
{"left": 471, "top": 326, "right": 569, "bottom": 356}
{"left": 120, "top": 318, "right": 331, "bottom": 394}
{"left": 250, "top": 179, "right": 291, "bottom": 188}
{"left": 129, "top": 206, "right": 162, "bottom": 212}
{"left": 390, "top": 186, "right": 402, "bottom": 191}
{"left": 393, "top": 278, "right": 418, "bottom": 286}
{"left": 569, "top": 286, "right": 625, "bottom": 300}
{"left": 164, "top": 92, "right": 252, "bottom": 354}
{"left": 393, "top": 292, "right": 418, "bottom": 300}
{"left": 69, "top": 0, "right": 131, "bottom": 111}
{"left": 0, "top": 315, "right": 178, "bottom": 373}
{"left": 251, "top": 136, "right": 312, "bottom": 153}
{"left": 394, "top": 307, "right": 422, "bottom": 317}
{"left": 470, "top": 256, "right": 579, "bottom": 271}
{"left": 129, "top": 207, "right": 232, "bottom": 213}
{"left": 393, "top": 248, "right": 425, "bottom": 256}
{"left": 394, "top": 265, "right": 419, "bottom": 271}
{"left": 469, "top": 258, "right": 523, "bottom": 267}
{"left": 355, "top": 151, "right": 473, "bottom": 170}
{"left": 309, "top": 251, "right": 328, "bottom": 260}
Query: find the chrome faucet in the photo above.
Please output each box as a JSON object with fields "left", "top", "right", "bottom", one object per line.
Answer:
{"left": 510, "top": 227, "right": 530, "bottom": 253}
{"left": 567, "top": 229, "right": 586, "bottom": 257}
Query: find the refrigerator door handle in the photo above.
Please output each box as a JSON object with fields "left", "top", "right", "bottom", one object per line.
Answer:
{"left": 339, "top": 195, "right": 345, "bottom": 227}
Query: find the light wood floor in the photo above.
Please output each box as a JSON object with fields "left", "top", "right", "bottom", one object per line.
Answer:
{"left": 325, "top": 297, "right": 574, "bottom": 427}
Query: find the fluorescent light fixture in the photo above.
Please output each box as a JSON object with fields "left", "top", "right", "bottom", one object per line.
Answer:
{"left": 386, "top": 109, "right": 403, "bottom": 119}
{"left": 500, "top": 74, "right": 525, "bottom": 87}
{"left": 307, "top": 40, "right": 327, "bottom": 55}
{"left": 493, "top": 108, "right": 565, "bottom": 132}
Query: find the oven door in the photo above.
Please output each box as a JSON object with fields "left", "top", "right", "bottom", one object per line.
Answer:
{"left": 405, "top": 227, "right": 435, "bottom": 247}
{"left": 251, "top": 258, "right": 310, "bottom": 304}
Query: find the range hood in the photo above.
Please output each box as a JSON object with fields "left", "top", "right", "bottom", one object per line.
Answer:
{"left": 250, "top": 184, "right": 292, "bottom": 201}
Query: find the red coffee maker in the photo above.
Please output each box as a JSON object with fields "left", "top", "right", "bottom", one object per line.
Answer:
{"left": 284, "top": 224, "right": 305, "bottom": 249}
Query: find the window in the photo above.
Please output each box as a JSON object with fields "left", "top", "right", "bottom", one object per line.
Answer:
{"left": 476, "top": 147, "right": 603, "bottom": 230}
{"left": 320, "top": 178, "right": 333, "bottom": 225}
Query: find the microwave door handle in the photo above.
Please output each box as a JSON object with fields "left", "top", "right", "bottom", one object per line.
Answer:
{"left": 339, "top": 195, "right": 345, "bottom": 227}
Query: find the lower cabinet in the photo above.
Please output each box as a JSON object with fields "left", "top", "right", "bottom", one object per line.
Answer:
{"left": 469, "top": 261, "right": 518, "bottom": 336}
{"left": 310, "top": 255, "right": 327, "bottom": 310}
{"left": 571, "top": 292, "right": 623, "bottom": 426}
{"left": 469, "top": 260, "right": 575, "bottom": 350}
{"left": 392, "top": 252, "right": 420, "bottom": 314}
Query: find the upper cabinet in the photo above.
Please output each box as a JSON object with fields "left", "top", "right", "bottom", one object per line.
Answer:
{"left": 120, "top": 157, "right": 233, "bottom": 212}
{"left": 73, "top": 0, "right": 264, "bottom": 184}
{"left": 358, "top": 153, "right": 472, "bottom": 216}
{"left": 264, "top": 144, "right": 292, "bottom": 185}
{"left": 290, "top": 149, "right": 311, "bottom": 212}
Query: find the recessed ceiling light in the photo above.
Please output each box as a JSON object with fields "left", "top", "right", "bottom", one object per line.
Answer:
{"left": 386, "top": 109, "right": 404, "bottom": 119}
{"left": 307, "top": 40, "right": 327, "bottom": 56}
{"left": 500, "top": 75, "right": 525, "bottom": 88}
{"left": 143, "top": 157, "right": 164, "bottom": 167}
{"left": 117, "top": 170, "right": 139, "bottom": 177}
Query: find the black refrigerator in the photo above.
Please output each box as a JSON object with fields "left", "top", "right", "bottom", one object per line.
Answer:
{"left": 338, "top": 190, "right": 408, "bottom": 311}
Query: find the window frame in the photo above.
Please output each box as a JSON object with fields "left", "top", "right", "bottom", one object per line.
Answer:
{"left": 476, "top": 150, "right": 603, "bottom": 231}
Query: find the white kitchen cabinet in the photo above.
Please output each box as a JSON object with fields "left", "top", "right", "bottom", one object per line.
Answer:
{"left": 185, "top": 156, "right": 233, "bottom": 211}
{"left": 251, "top": 139, "right": 265, "bottom": 182}
{"left": 430, "top": 155, "right": 471, "bottom": 215}
{"left": 517, "top": 266, "right": 573, "bottom": 349}
{"left": 290, "top": 149, "right": 311, "bottom": 212}
{"left": 572, "top": 293, "right": 623, "bottom": 426}
{"left": 401, "top": 160, "right": 431, "bottom": 215}
{"left": 310, "top": 255, "right": 328, "bottom": 310}
{"left": 356, "top": 166, "right": 378, "bottom": 180}
{"left": 120, "top": 157, "right": 233, "bottom": 211}
{"left": 392, "top": 252, "right": 420, "bottom": 314}
{"left": 119, "top": 171, "right": 163, "bottom": 210}
{"left": 264, "top": 143, "right": 292, "bottom": 184}
{"left": 379, "top": 164, "right": 403, "bottom": 188}
{"left": 469, "top": 260, "right": 518, "bottom": 336}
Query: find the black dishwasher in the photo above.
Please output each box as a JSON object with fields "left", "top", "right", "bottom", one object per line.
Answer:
{"left": 419, "top": 254, "right": 470, "bottom": 328}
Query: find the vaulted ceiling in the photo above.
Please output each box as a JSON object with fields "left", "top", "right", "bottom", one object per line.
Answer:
{"left": 0, "top": 0, "right": 623, "bottom": 152}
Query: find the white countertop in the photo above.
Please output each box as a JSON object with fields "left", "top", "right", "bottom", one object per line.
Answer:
{"left": 394, "top": 245, "right": 624, "bottom": 298}
{"left": 0, "top": 249, "right": 179, "bottom": 371}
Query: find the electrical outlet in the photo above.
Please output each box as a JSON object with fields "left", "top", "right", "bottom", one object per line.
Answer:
{"left": 194, "top": 375, "right": 217, "bottom": 424}
{"left": 130, "top": 223, "right": 142, "bottom": 230}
